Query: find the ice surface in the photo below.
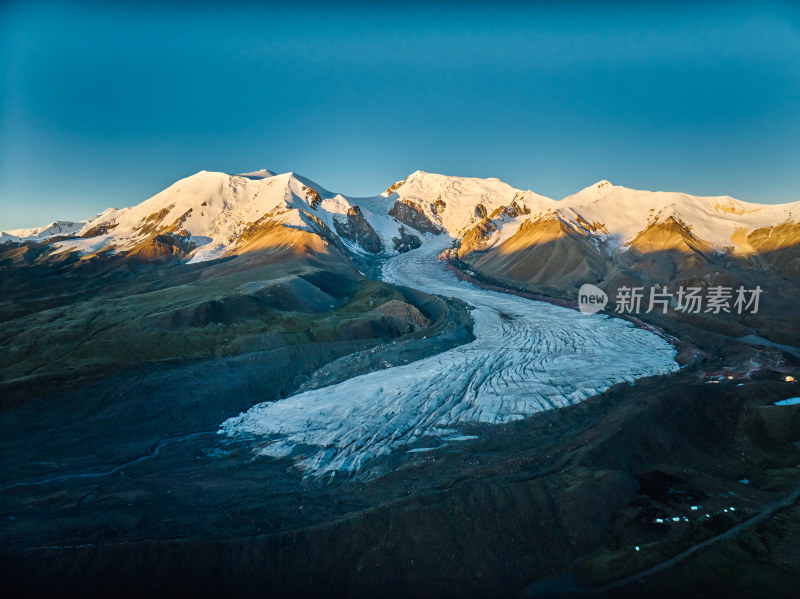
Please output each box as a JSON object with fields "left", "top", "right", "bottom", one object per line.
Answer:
{"left": 220, "top": 239, "right": 679, "bottom": 478}
{"left": 51, "top": 235, "right": 114, "bottom": 255}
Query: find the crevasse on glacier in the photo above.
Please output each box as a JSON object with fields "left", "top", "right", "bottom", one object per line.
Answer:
{"left": 220, "top": 239, "right": 679, "bottom": 478}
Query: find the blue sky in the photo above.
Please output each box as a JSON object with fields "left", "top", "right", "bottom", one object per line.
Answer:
{"left": 1, "top": 1, "right": 799, "bottom": 229}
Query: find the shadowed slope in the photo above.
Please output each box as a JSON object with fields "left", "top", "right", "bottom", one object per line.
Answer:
{"left": 467, "top": 216, "right": 607, "bottom": 294}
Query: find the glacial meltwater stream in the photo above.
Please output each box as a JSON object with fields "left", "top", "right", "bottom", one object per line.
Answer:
{"left": 221, "top": 240, "right": 679, "bottom": 477}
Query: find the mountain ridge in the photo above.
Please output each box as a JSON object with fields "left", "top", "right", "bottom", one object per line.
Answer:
{"left": 2, "top": 169, "right": 798, "bottom": 273}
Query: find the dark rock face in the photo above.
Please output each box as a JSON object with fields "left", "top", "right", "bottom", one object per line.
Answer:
{"left": 392, "top": 226, "right": 422, "bottom": 253}
{"left": 128, "top": 233, "right": 194, "bottom": 263}
{"left": 488, "top": 199, "right": 530, "bottom": 220}
{"left": 389, "top": 199, "right": 442, "bottom": 235}
{"left": 457, "top": 200, "right": 534, "bottom": 258}
{"left": 457, "top": 218, "right": 498, "bottom": 257}
{"left": 81, "top": 222, "right": 119, "bottom": 238}
{"left": 297, "top": 211, "right": 353, "bottom": 257}
{"left": 332, "top": 206, "right": 383, "bottom": 254}
{"left": 383, "top": 178, "right": 407, "bottom": 196}
{"left": 365, "top": 299, "right": 431, "bottom": 336}
{"left": 302, "top": 186, "right": 322, "bottom": 210}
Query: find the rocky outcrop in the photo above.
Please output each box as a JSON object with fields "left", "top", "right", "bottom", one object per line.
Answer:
{"left": 392, "top": 226, "right": 422, "bottom": 253}
{"left": 298, "top": 211, "right": 355, "bottom": 258}
{"left": 489, "top": 199, "right": 530, "bottom": 220}
{"left": 383, "top": 178, "right": 407, "bottom": 195}
{"left": 457, "top": 219, "right": 498, "bottom": 258}
{"left": 365, "top": 299, "right": 431, "bottom": 335}
{"left": 332, "top": 206, "right": 383, "bottom": 254}
{"left": 456, "top": 200, "right": 534, "bottom": 258}
{"left": 132, "top": 205, "right": 176, "bottom": 236}
{"left": 389, "top": 199, "right": 442, "bottom": 234}
{"left": 127, "top": 232, "right": 194, "bottom": 263}
{"left": 81, "top": 222, "right": 118, "bottom": 238}
{"left": 302, "top": 186, "right": 322, "bottom": 210}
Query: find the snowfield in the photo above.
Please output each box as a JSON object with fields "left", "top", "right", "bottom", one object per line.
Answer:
{"left": 220, "top": 238, "right": 680, "bottom": 478}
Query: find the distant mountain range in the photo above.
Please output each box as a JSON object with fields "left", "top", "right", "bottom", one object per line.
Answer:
{"left": 6, "top": 170, "right": 800, "bottom": 310}
{"left": 3, "top": 168, "right": 799, "bottom": 344}
{"left": 3, "top": 168, "right": 797, "bottom": 264}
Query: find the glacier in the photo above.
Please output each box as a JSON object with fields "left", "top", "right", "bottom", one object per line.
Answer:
{"left": 220, "top": 238, "right": 679, "bottom": 478}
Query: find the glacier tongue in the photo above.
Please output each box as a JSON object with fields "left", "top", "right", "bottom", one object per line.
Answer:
{"left": 220, "top": 239, "right": 679, "bottom": 478}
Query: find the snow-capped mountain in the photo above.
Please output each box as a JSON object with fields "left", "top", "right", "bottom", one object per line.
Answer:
{"left": 3, "top": 170, "right": 423, "bottom": 264}
{"left": 51, "top": 170, "right": 392, "bottom": 263}
{"left": 2, "top": 169, "right": 798, "bottom": 274}
{"left": 447, "top": 178, "right": 798, "bottom": 257}
{"left": 0, "top": 220, "right": 84, "bottom": 243}
{"left": 559, "top": 180, "right": 799, "bottom": 252}
{"left": 0, "top": 169, "right": 561, "bottom": 265}
{"left": 388, "top": 170, "right": 556, "bottom": 236}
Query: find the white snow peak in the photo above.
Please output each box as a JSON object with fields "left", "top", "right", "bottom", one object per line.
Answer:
{"left": 3, "top": 169, "right": 797, "bottom": 262}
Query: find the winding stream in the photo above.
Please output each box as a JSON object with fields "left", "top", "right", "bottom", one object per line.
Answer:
{"left": 0, "top": 431, "right": 216, "bottom": 493}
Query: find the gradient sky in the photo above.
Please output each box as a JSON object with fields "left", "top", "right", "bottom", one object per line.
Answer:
{"left": 1, "top": 1, "right": 799, "bottom": 230}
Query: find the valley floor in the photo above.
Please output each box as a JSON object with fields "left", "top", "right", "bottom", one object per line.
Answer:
{"left": 1, "top": 244, "right": 799, "bottom": 598}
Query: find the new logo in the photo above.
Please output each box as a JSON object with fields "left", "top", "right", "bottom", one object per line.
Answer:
{"left": 578, "top": 284, "right": 608, "bottom": 315}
